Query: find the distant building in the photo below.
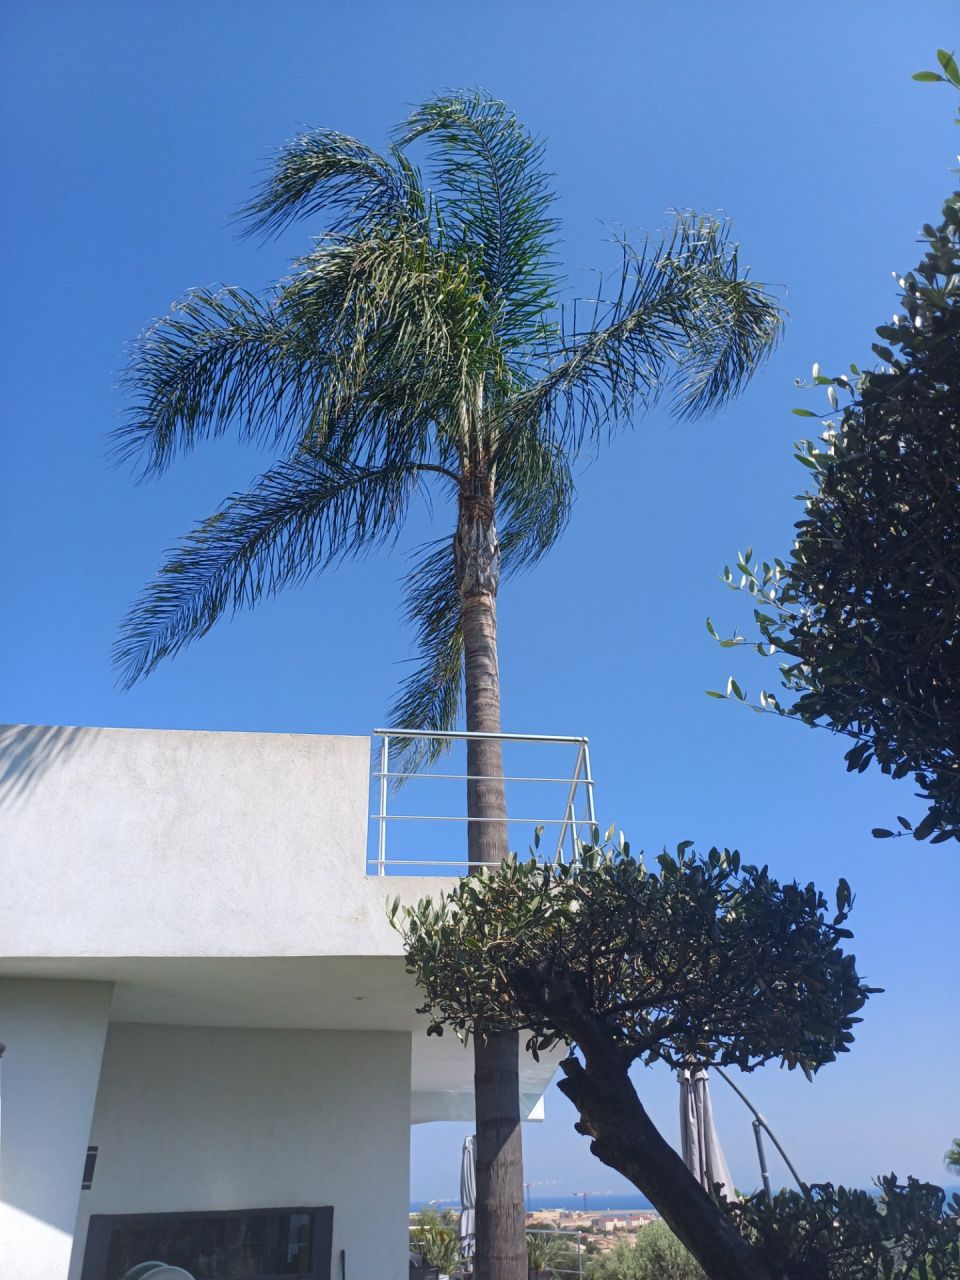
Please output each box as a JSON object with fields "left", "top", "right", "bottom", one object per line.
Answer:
{"left": 589, "top": 1210, "right": 658, "bottom": 1232}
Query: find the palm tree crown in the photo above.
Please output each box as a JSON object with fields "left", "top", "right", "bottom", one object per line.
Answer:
{"left": 115, "top": 91, "right": 781, "bottom": 744}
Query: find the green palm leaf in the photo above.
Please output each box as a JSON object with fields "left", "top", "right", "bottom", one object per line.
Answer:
{"left": 116, "top": 286, "right": 328, "bottom": 476}
{"left": 397, "top": 91, "right": 558, "bottom": 350}
{"left": 504, "top": 214, "right": 782, "bottom": 453}
{"left": 119, "top": 229, "right": 473, "bottom": 480}
{"left": 389, "top": 542, "right": 464, "bottom": 767}
{"left": 239, "top": 130, "right": 420, "bottom": 240}
{"left": 496, "top": 424, "right": 574, "bottom": 573}
{"left": 114, "top": 456, "right": 429, "bottom": 687}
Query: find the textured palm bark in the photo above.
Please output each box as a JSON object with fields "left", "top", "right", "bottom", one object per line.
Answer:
{"left": 472, "top": 1028, "right": 526, "bottom": 1280}
{"left": 455, "top": 483, "right": 526, "bottom": 1280}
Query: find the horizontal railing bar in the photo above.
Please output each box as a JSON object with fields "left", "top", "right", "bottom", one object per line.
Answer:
{"left": 369, "top": 814, "right": 595, "bottom": 825}
{"left": 367, "top": 725, "right": 596, "bottom": 878}
{"left": 366, "top": 859, "right": 565, "bottom": 869}
{"left": 367, "top": 865, "right": 467, "bottom": 870}
{"left": 373, "top": 727, "right": 588, "bottom": 744}
{"left": 373, "top": 771, "right": 595, "bottom": 785}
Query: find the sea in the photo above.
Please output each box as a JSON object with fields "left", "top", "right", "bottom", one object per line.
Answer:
{"left": 412, "top": 1186, "right": 960, "bottom": 1214}
{"left": 411, "top": 1194, "right": 654, "bottom": 1213}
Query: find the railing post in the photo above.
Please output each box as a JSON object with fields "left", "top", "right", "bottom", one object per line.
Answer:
{"left": 582, "top": 739, "right": 597, "bottom": 829}
{"left": 377, "top": 733, "right": 389, "bottom": 876}
{"left": 554, "top": 740, "right": 585, "bottom": 863}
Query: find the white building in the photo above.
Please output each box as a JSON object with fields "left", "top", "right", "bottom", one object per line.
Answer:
{"left": 0, "top": 724, "right": 576, "bottom": 1280}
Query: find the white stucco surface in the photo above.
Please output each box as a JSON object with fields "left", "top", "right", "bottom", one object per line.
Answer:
{"left": 0, "top": 725, "right": 561, "bottom": 1280}
{"left": 69, "top": 1024, "right": 412, "bottom": 1280}
{"left": 0, "top": 979, "right": 113, "bottom": 1280}
{"left": 0, "top": 723, "right": 450, "bottom": 959}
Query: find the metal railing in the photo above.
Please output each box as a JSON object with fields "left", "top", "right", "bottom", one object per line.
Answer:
{"left": 524, "top": 1227, "right": 585, "bottom": 1280}
{"left": 368, "top": 729, "right": 597, "bottom": 876}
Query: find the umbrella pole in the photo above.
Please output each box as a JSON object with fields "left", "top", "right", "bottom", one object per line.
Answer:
{"left": 713, "top": 1065, "right": 808, "bottom": 1198}
{"left": 751, "top": 1120, "right": 772, "bottom": 1203}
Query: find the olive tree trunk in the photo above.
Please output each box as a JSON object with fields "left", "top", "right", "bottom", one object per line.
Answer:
{"left": 556, "top": 1049, "right": 776, "bottom": 1280}
{"left": 455, "top": 482, "right": 527, "bottom": 1280}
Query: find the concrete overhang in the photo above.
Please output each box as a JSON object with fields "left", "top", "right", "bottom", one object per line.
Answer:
{"left": 0, "top": 956, "right": 560, "bottom": 1121}
{"left": 0, "top": 724, "right": 561, "bottom": 1121}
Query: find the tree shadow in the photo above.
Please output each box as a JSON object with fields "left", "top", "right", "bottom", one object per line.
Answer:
{"left": 0, "top": 723, "right": 90, "bottom": 809}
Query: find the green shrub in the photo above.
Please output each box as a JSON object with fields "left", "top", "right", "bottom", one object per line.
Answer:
{"left": 526, "top": 1231, "right": 580, "bottom": 1276}
{"left": 411, "top": 1210, "right": 461, "bottom": 1273}
{"left": 585, "top": 1222, "right": 704, "bottom": 1280}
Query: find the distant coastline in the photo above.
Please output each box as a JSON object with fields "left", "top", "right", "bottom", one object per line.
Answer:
{"left": 412, "top": 1184, "right": 960, "bottom": 1214}
{"left": 412, "top": 1193, "right": 655, "bottom": 1213}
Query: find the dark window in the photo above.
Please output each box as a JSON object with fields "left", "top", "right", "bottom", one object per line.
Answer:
{"left": 82, "top": 1147, "right": 99, "bottom": 1190}
{"left": 80, "top": 1207, "right": 333, "bottom": 1280}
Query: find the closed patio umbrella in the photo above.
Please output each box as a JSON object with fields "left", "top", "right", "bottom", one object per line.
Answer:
{"left": 679, "top": 1068, "right": 733, "bottom": 1201}
{"left": 459, "top": 1134, "right": 477, "bottom": 1259}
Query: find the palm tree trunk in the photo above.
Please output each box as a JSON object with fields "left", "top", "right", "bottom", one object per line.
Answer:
{"left": 455, "top": 481, "right": 527, "bottom": 1280}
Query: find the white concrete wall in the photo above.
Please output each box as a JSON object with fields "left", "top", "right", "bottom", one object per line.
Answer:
{"left": 0, "top": 724, "right": 449, "bottom": 960}
{"left": 69, "top": 1023, "right": 412, "bottom": 1280}
{"left": 0, "top": 979, "right": 113, "bottom": 1280}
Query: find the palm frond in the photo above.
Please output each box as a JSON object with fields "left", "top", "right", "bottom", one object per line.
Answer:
{"left": 116, "top": 287, "right": 329, "bottom": 477}
{"left": 505, "top": 213, "right": 782, "bottom": 451}
{"left": 656, "top": 215, "right": 784, "bottom": 418}
{"left": 117, "top": 226, "right": 475, "bottom": 479}
{"left": 118, "top": 100, "right": 782, "bottom": 724}
{"left": 397, "top": 91, "right": 558, "bottom": 351}
{"left": 388, "top": 541, "right": 463, "bottom": 771}
{"left": 281, "top": 225, "right": 481, "bottom": 410}
{"left": 496, "top": 423, "right": 574, "bottom": 574}
{"left": 114, "top": 457, "right": 431, "bottom": 688}
{"left": 239, "top": 130, "right": 420, "bottom": 239}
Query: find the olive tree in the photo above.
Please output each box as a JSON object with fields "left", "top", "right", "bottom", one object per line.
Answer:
{"left": 394, "top": 840, "right": 876, "bottom": 1280}
{"left": 712, "top": 191, "right": 960, "bottom": 844}
{"left": 585, "top": 1221, "right": 704, "bottom": 1280}
{"left": 710, "top": 57, "right": 960, "bottom": 844}
{"left": 727, "top": 1176, "right": 960, "bottom": 1279}
{"left": 396, "top": 844, "right": 960, "bottom": 1278}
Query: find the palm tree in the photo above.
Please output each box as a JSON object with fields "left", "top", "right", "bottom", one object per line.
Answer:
{"left": 114, "top": 92, "right": 782, "bottom": 1280}
{"left": 947, "top": 1139, "right": 960, "bottom": 1176}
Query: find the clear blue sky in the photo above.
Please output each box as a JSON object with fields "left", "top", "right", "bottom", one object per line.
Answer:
{"left": 3, "top": 1, "right": 958, "bottom": 1202}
